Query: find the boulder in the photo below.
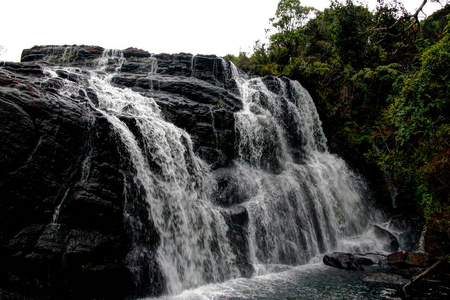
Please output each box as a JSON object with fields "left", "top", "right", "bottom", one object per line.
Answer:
{"left": 385, "top": 215, "right": 422, "bottom": 251}
{"left": 323, "top": 252, "right": 374, "bottom": 271}
{"left": 371, "top": 224, "right": 400, "bottom": 253}
{"left": 405, "top": 251, "right": 431, "bottom": 267}
{"left": 388, "top": 251, "right": 407, "bottom": 265}
{"left": 388, "top": 251, "right": 432, "bottom": 267}
{"left": 213, "top": 165, "right": 259, "bottom": 207}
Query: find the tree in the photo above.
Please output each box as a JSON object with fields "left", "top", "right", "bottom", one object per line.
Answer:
{"left": 368, "top": 15, "right": 450, "bottom": 251}
{"left": 269, "top": 0, "right": 317, "bottom": 57}
{"left": 329, "top": 0, "right": 373, "bottom": 68}
{"left": 271, "top": 0, "right": 316, "bottom": 33}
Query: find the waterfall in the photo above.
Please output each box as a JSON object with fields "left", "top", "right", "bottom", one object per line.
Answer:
{"left": 39, "top": 50, "right": 383, "bottom": 297}
{"left": 230, "top": 69, "right": 381, "bottom": 273}
{"left": 42, "top": 53, "right": 240, "bottom": 295}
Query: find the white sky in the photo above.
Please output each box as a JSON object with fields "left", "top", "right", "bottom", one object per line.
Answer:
{"left": 0, "top": 0, "right": 446, "bottom": 62}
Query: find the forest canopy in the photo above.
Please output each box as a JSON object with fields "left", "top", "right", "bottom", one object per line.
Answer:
{"left": 226, "top": 0, "right": 449, "bottom": 254}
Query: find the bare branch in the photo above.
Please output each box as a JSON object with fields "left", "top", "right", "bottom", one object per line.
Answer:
{"left": 402, "top": 254, "right": 449, "bottom": 298}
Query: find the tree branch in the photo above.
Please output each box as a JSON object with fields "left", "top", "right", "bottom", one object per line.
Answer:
{"left": 402, "top": 254, "right": 449, "bottom": 298}
{"left": 384, "top": 0, "right": 429, "bottom": 31}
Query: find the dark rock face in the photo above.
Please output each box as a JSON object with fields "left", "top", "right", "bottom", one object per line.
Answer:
{"left": 371, "top": 224, "right": 400, "bottom": 253}
{"left": 213, "top": 166, "right": 258, "bottom": 207}
{"left": 21, "top": 45, "right": 104, "bottom": 67}
{"left": 220, "top": 205, "right": 253, "bottom": 278}
{"left": 112, "top": 74, "right": 241, "bottom": 169}
{"left": 0, "top": 64, "right": 160, "bottom": 298}
{"left": 20, "top": 45, "right": 242, "bottom": 170}
{"left": 323, "top": 252, "right": 374, "bottom": 271}
{"left": 0, "top": 45, "right": 245, "bottom": 299}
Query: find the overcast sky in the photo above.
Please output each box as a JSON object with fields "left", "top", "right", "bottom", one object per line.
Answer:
{"left": 0, "top": 0, "right": 446, "bottom": 62}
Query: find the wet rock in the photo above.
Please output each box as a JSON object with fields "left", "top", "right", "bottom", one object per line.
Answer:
{"left": 151, "top": 53, "right": 238, "bottom": 91}
{"left": 385, "top": 215, "right": 422, "bottom": 251}
{"left": 405, "top": 251, "right": 431, "bottom": 267}
{"left": 388, "top": 251, "right": 432, "bottom": 267}
{"left": 213, "top": 165, "right": 259, "bottom": 206}
{"left": 120, "top": 60, "right": 156, "bottom": 74}
{"left": 152, "top": 53, "right": 195, "bottom": 77}
{"left": 18, "top": 45, "right": 240, "bottom": 93}
{"left": 122, "top": 47, "right": 151, "bottom": 58}
{"left": 0, "top": 64, "right": 163, "bottom": 298}
{"left": 55, "top": 69, "right": 83, "bottom": 83}
{"left": 371, "top": 224, "right": 400, "bottom": 253}
{"left": 221, "top": 205, "right": 253, "bottom": 278}
{"left": 0, "top": 45, "right": 249, "bottom": 298}
{"left": 120, "top": 48, "right": 156, "bottom": 74}
{"left": 0, "top": 62, "right": 44, "bottom": 77}
{"left": 388, "top": 251, "right": 407, "bottom": 265}
{"left": 40, "top": 77, "right": 65, "bottom": 92}
{"left": 362, "top": 272, "right": 410, "bottom": 287}
{"left": 111, "top": 74, "right": 241, "bottom": 169}
{"left": 191, "top": 55, "right": 229, "bottom": 87}
{"left": 222, "top": 204, "right": 248, "bottom": 226}
{"left": 21, "top": 45, "right": 104, "bottom": 66}
{"left": 323, "top": 252, "right": 374, "bottom": 271}
{"left": 0, "top": 99, "right": 37, "bottom": 177}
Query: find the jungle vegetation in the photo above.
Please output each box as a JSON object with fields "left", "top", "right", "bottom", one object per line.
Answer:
{"left": 226, "top": 0, "right": 449, "bottom": 255}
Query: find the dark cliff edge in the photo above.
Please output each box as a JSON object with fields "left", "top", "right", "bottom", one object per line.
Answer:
{"left": 0, "top": 45, "right": 246, "bottom": 299}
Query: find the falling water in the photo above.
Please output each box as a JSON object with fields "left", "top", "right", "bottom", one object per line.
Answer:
{"left": 230, "top": 69, "right": 382, "bottom": 274}
{"left": 40, "top": 50, "right": 384, "bottom": 297}
{"left": 96, "top": 48, "right": 127, "bottom": 72}
{"left": 42, "top": 51, "right": 240, "bottom": 295}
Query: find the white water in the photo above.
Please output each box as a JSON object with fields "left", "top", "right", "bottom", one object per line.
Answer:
{"left": 230, "top": 71, "right": 382, "bottom": 272}
{"left": 147, "top": 263, "right": 397, "bottom": 300}
{"left": 42, "top": 52, "right": 240, "bottom": 295}
{"left": 41, "top": 50, "right": 386, "bottom": 298}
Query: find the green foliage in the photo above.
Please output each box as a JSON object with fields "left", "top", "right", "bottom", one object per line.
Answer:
{"left": 419, "top": 4, "right": 450, "bottom": 49}
{"left": 329, "top": 0, "right": 373, "bottom": 68}
{"left": 374, "top": 17, "right": 450, "bottom": 224}
{"left": 270, "top": 0, "right": 317, "bottom": 59}
{"left": 273, "top": 0, "right": 316, "bottom": 32}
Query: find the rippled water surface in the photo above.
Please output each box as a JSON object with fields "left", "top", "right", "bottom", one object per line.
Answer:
{"left": 148, "top": 263, "right": 400, "bottom": 300}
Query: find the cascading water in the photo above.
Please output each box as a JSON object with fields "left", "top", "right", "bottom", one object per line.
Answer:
{"left": 42, "top": 50, "right": 240, "bottom": 295}
{"left": 229, "top": 69, "right": 383, "bottom": 273}
{"left": 39, "top": 49, "right": 385, "bottom": 298}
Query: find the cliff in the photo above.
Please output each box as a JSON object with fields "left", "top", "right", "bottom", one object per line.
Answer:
{"left": 0, "top": 45, "right": 243, "bottom": 299}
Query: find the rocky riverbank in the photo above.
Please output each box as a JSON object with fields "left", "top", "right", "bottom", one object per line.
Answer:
{"left": 323, "top": 250, "right": 450, "bottom": 299}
